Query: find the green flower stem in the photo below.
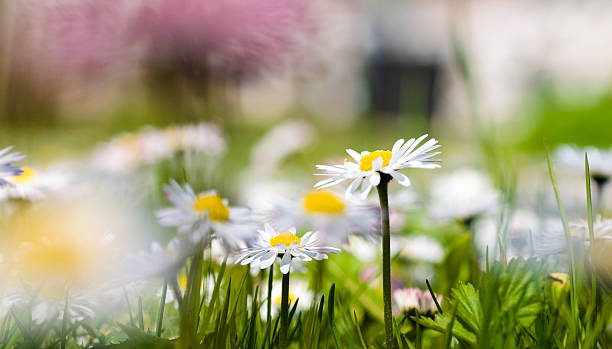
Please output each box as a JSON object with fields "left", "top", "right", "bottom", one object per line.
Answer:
{"left": 280, "top": 268, "right": 291, "bottom": 349}
{"left": 266, "top": 266, "right": 274, "bottom": 349}
{"left": 376, "top": 174, "right": 394, "bottom": 349}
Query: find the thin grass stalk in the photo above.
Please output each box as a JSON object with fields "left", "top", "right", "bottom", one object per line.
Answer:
{"left": 122, "top": 287, "right": 135, "bottom": 327}
{"left": 280, "top": 269, "right": 291, "bottom": 349}
{"left": 138, "top": 296, "right": 144, "bottom": 330}
{"left": 545, "top": 142, "right": 579, "bottom": 342}
{"left": 585, "top": 154, "right": 597, "bottom": 311}
{"left": 376, "top": 174, "right": 394, "bottom": 349}
{"left": 156, "top": 280, "right": 168, "bottom": 337}
{"left": 266, "top": 266, "right": 274, "bottom": 349}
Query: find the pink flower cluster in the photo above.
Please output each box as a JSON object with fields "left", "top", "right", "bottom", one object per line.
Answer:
{"left": 10, "top": 0, "right": 311, "bottom": 87}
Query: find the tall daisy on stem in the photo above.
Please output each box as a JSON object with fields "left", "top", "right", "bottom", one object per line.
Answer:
{"left": 314, "top": 135, "right": 441, "bottom": 348}
{"left": 236, "top": 224, "right": 340, "bottom": 349}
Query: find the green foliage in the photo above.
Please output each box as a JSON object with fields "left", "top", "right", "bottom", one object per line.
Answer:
{"left": 420, "top": 258, "right": 543, "bottom": 347}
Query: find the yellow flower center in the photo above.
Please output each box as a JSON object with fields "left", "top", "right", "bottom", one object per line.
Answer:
{"left": 359, "top": 150, "right": 392, "bottom": 171}
{"left": 193, "top": 194, "right": 230, "bottom": 222}
{"left": 178, "top": 274, "right": 188, "bottom": 290}
{"left": 302, "top": 190, "right": 345, "bottom": 215}
{"left": 270, "top": 232, "right": 302, "bottom": 247}
{"left": 11, "top": 166, "right": 36, "bottom": 183}
{"left": 275, "top": 292, "right": 296, "bottom": 305}
{"left": 549, "top": 272, "right": 570, "bottom": 290}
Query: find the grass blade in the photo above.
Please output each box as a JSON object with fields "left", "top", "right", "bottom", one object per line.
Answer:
{"left": 585, "top": 153, "right": 597, "bottom": 313}
{"left": 138, "top": 296, "right": 145, "bottom": 331}
{"left": 545, "top": 140, "right": 579, "bottom": 341}
{"left": 156, "top": 280, "right": 168, "bottom": 337}
{"left": 425, "top": 279, "right": 443, "bottom": 314}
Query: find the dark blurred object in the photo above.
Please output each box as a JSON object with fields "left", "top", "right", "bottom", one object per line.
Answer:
{"left": 367, "top": 55, "right": 440, "bottom": 120}
{"left": 364, "top": 0, "right": 448, "bottom": 122}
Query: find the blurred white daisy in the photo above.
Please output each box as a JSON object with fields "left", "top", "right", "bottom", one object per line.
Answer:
{"left": 156, "top": 180, "right": 259, "bottom": 249}
{"left": 314, "top": 135, "right": 441, "bottom": 198}
{"left": 120, "top": 239, "right": 193, "bottom": 282}
{"left": 393, "top": 287, "right": 442, "bottom": 316}
{"left": 555, "top": 144, "right": 612, "bottom": 183}
{"left": 429, "top": 169, "right": 499, "bottom": 222}
{"left": 266, "top": 189, "right": 380, "bottom": 244}
{"left": 236, "top": 224, "right": 340, "bottom": 274}
{"left": 91, "top": 123, "right": 226, "bottom": 173}
{"left": 0, "top": 166, "right": 69, "bottom": 201}
{"left": 161, "top": 271, "right": 215, "bottom": 308}
{"left": 392, "top": 235, "right": 445, "bottom": 264}
{"left": 261, "top": 279, "right": 313, "bottom": 318}
{"left": 3, "top": 286, "right": 96, "bottom": 324}
{"left": 0, "top": 146, "right": 24, "bottom": 186}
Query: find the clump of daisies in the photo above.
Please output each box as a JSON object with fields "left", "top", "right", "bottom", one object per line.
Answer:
{"left": 91, "top": 122, "right": 226, "bottom": 173}
{"left": 0, "top": 146, "right": 24, "bottom": 186}
{"left": 266, "top": 189, "right": 380, "bottom": 244}
{"left": 393, "top": 288, "right": 442, "bottom": 317}
{"left": 156, "top": 179, "right": 259, "bottom": 251}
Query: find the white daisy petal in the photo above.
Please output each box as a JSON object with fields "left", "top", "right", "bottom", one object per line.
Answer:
{"left": 346, "top": 149, "right": 362, "bottom": 162}
{"left": 369, "top": 171, "right": 381, "bottom": 186}
{"left": 279, "top": 252, "right": 292, "bottom": 274}
{"left": 390, "top": 171, "right": 411, "bottom": 186}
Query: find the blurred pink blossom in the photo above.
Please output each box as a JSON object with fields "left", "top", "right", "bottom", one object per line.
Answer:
{"left": 132, "top": 0, "right": 311, "bottom": 75}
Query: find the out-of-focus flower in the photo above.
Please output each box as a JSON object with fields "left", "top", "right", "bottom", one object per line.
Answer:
{"left": 236, "top": 224, "right": 340, "bottom": 274}
{"left": 261, "top": 279, "right": 312, "bottom": 318}
{"left": 4, "top": 287, "right": 97, "bottom": 324}
{"left": 474, "top": 209, "right": 554, "bottom": 260}
{"left": 161, "top": 272, "right": 215, "bottom": 308}
{"left": 429, "top": 169, "right": 499, "bottom": 222}
{"left": 250, "top": 120, "right": 315, "bottom": 176}
{"left": 91, "top": 123, "right": 226, "bottom": 173}
{"left": 0, "top": 166, "right": 70, "bottom": 201}
{"left": 121, "top": 239, "right": 193, "bottom": 282}
{"left": 392, "top": 288, "right": 442, "bottom": 316}
{"left": 10, "top": 0, "right": 139, "bottom": 94}
{"left": 535, "top": 216, "right": 612, "bottom": 257}
{"left": 0, "top": 147, "right": 24, "bottom": 186}
{"left": 555, "top": 145, "right": 612, "bottom": 184}
{"left": 0, "top": 198, "right": 124, "bottom": 323}
{"left": 266, "top": 189, "right": 379, "bottom": 244}
{"left": 315, "top": 135, "right": 441, "bottom": 198}
{"left": 156, "top": 180, "right": 258, "bottom": 249}
{"left": 392, "top": 235, "right": 445, "bottom": 264}
{"left": 132, "top": 0, "right": 310, "bottom": 76}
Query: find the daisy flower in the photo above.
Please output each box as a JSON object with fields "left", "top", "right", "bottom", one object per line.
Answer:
{"left": 266, "top": 189, "right": 380, "bottom": 244}
{"left": 393, "top": 287, "right": 442, "bottom": 316}
{"left": 156, "top": 180, "right": 259, "bottom": 249}
{"left": 121, "top": 239, "right": 193, "bottom": 282}
{"left": 314, "top": 135, "right": 441, "bottom": 198}
{"left": 261, "top": 279, "right": 312, "bottom": 318}
{"left": 235, "top": 224, "right": 340, "bottom": 274}
{"left": 555, "top": 144, "right": 612, "bottom": 183}
{"left": 91, "top": 123, "right": 226, "bottom": 173}
{"left": 0, "top": 166, "right": 69, "bottom": 202}
{"left": 428, "top": 168, "right": 499, "bottom": 223}
{"left": 0, "top": 146, "right": 24, "bottom": 186}
{"left": 3, "top": 286, "right": 97, "bottom": 324}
